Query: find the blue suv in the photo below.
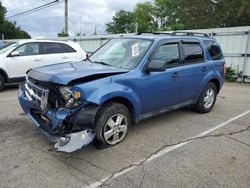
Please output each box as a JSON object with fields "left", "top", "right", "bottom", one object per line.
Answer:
{"left": 19, "top": 32, "right": 225, "bottom": 152}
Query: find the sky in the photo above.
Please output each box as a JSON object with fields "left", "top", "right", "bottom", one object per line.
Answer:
{"left": 2, "top": 0, "right": 146, "bottom": 38}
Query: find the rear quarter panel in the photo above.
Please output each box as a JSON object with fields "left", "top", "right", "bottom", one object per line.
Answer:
{"left": 197, "top": 39, "right": 225, "bottom": 97}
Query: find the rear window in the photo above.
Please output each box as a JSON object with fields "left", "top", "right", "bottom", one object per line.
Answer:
{"left": 183, "top": 43, "right": 204, "bottom": 64}
{"left": 204, "top": 40, "right": 222, "bottom": 60}
{"left": 41, "top": 42, "right": 76, "bottom": 54}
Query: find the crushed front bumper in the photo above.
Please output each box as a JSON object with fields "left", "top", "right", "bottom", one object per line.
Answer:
{"left": 18, "top": 84, "right": 96, "bottom": 153}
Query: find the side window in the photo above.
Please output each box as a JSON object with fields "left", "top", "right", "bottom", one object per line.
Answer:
{"left": 204, "top": 40, "right": 222, "bottom": 60}
{"left": 183, "top": 43, "right": 204, "bottom": 64}
{"left": 14, "top": 43, "right": 40, "bottom": 56}
{"left": 61, "top": 43, "right": 76, "bottom": 53}
{"left": 150, "top": 43, "right": 180, "bottom": 68}
{"left": 41, "top": 42, "right": 76, "bottom": 54}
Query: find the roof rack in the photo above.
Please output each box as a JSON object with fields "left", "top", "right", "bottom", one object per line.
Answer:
{"left": 137, "top": 32, "right": 172, "bottom": 35}
{"left": 171, "top": 31, "right": 209, "bottom": 37}
{"left": 137, "top": 31, "right": 210, "bottom": 37}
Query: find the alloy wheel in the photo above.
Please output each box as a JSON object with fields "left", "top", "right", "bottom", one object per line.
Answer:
{"left": 204, "top": 88, "right": 215, "bottom": 109}
{"left": 103, "top": 114, "right": 128, "bottom": 145}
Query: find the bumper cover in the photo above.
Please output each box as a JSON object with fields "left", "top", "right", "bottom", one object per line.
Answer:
{"left": 18, "top": 84, "right": 96, "bottom": 152}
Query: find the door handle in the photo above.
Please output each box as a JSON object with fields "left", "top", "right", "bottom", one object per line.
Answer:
{"left": 62, "top": 56, "right": 69, "bottom": 59}
{"left": 201, "top": 67, "right": 208, "bottom": 72}
{"left": 171, "top": 72, "right": 180, "bottom": 78}
{"left": 34, "top": 59, "right": 41, "bottom": 62}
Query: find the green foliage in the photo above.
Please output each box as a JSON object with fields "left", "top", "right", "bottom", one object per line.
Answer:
{"left": 177, "top": 0, "right": 250, "bottom": 29}
{"left": 153, "top": 0, "right": 183, "bottom": 30}
{"left": 0, "top": 4, "right": 30, "bottom": 39}
{"left": 106, "top": 10, "right": 136, "bottom": 34}
{"left": 57, "top": 29, "right": 69, "bottom": 37}
{"left": 0, "top": 3, "right": 6, "bottom": 24}
{"left": 106, "top": 0, "right": 250, "bottom": 34}
{"left": 225, "top": 67, "right": 238, "bottom": 82}
{"left": 133, "top": 2, "right": 157, "bottom": 32}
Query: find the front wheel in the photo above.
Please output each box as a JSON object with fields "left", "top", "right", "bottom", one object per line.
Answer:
{"left": 0, "top": 74, "right": 5, "bottom": 91}
{"left": 195, "top": 82, "right": 217, "bottom": 113}
{"left": 95, "top": 102, "right": 131, "bottom": 148}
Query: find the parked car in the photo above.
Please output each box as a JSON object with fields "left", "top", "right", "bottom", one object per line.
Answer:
{"left": 19, "top": 32, "right": 225, "bottom": 152}
{"left": 0, "top": 40, "right": 86, "bottom": 90}
{"left": 0, "top": 40, "right": 5, "bottom": 49}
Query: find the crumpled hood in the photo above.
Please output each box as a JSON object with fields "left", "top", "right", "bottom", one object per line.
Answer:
{"left": 27, "top": 61, "right": 129, "bottom": 85}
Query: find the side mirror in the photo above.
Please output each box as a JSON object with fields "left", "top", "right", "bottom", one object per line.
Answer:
{"left": 10, "top": 51, "right": 20, "bottom": 57}
{"left": 145, "top": 60, "right": 166, "bottom": 72}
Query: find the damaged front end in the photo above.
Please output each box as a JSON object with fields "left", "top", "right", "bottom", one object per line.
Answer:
{"left": 18, "top": 77, "right": 99, "bottom": 153}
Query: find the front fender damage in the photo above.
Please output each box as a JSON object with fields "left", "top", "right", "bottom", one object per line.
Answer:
{"left": 53, "top": 104, "right": 100, "bottom": 153}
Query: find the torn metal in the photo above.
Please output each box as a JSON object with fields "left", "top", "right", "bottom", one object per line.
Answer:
{"left": 55, "top": 129, "right": 96, "bottom": 153}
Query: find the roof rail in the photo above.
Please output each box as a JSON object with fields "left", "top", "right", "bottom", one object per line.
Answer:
{"left": 137, "top": 32, "right": 172, "bottom": 35}
{"left": 171, "top": 31, "right": 209, "bottom": 37}
{"left": 137, "top": 31, "right": 210, "bottom": 37}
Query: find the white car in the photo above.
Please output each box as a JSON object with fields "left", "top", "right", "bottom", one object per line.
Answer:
{"left": 0, "top": 40, "right": 87, "bottom": 90}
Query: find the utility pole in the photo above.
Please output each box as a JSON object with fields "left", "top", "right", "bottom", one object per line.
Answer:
{"left": 64, "top": 0, "right": 68, "bottom": 35}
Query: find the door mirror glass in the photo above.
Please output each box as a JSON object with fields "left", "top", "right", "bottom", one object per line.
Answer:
{"left": 146, "top": 60, "right": 166, "bottom": 72}
{"left": 10, "top": 51, "right": 20, "bottom": 57}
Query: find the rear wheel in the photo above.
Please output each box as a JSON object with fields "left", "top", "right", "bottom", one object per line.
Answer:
{"left": 95, "top": 102, "right": 131, "bottom": 149}
{"left": 0, "top": 74, "right": 5, "bottom": 91}
{"left": 195, "top": 82, "right": 217, "bottom": 113}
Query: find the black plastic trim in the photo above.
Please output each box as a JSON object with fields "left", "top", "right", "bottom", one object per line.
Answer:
{"left": 70, "top": 104, "right": 101, "bottom": 131}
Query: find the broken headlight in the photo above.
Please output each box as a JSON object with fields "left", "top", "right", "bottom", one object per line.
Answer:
{"left": 59, "top": 86, "right": 82, "bottom": 108}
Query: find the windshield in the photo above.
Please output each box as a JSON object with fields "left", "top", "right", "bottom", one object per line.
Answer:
{"left": 89, "top": 38, "right": 152, "bottom": 70}
{"left": 0, "top": 42, "right": 18, "bottom": 54}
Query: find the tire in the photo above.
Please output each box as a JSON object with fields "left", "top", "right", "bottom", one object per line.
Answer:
{"left": 0, "top": 74, "right": 5, "bottom": 91}
{"left": 94, "top": 102, "right": 131, "bottom": 149}
{"left": 195, "top": 82, "right": 217, "bottom": 113}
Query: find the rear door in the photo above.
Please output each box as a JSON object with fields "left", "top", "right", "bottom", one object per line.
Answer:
{"left": 181, "top": 41, "right": 208, "bottom": 102}
{"left": 41, "top": 42, "right": 80, "bottom": 66}
{"left": 7, "top": 42, "right": 43, "bottom": 78}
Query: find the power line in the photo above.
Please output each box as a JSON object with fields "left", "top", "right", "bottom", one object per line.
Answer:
{"left": 6, "top": 0, "right": 62, "bottom": 19}
{"left": 7, "top": 0, "right": 48, "bottom": 13}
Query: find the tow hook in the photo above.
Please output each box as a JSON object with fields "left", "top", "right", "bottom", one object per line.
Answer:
{"left": 54, "top": 129, "right": 96, "bottom": 153}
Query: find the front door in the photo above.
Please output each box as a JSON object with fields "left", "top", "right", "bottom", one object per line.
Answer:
{"left": 7, "top": 42, "right": 43, "bottom": 78}
{"left": 140, "top": 42, "right": 183, "bottom": 115}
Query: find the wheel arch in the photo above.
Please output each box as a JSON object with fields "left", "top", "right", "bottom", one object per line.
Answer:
{"left": 0, "top": 68, "right": 9, "bottom": 83}
{"left": 209, "top": 78, "right": 220, "bottom": 93}
{"left": 101, "top": 96, "right": 137, "bottom": 124}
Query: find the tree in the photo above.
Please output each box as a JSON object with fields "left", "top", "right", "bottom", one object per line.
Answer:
{"left": 215, "top": 0, "right": 250, "bottom": 27}
{"left": 133, "top": 2, "right": 158, "bottom": 32}
{"left": 177, "top": 0, "right": 250, "bottom": 29}
{"left": 57, "top": 28, "right": 69, "bottom": 37}
{"left": 106, "top": 10, "right": 136, "bottom": 34}
{"left": 106, "top": 0, "right": 250, "bottom": 34}
{"left": 0, "top": 3, "right": 30, "bottom": 39}
{"left": 0, "top": 3, "right": 5, "bottom": 24}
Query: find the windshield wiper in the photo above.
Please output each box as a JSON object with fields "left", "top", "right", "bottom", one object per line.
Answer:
{"left": 94, "top": 61, "right": 111, "bottom": 66}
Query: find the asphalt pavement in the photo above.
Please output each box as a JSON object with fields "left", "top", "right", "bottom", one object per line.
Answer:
{"left": 0, "top": 83, "right": 249, "bottom": 188}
